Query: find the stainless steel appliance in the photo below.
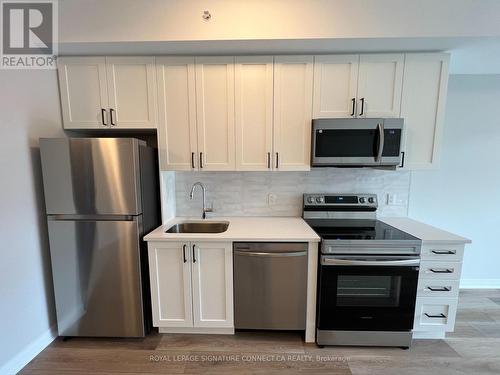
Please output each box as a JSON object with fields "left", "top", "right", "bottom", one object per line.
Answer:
{"left": 40, "top": 138, "right": 159, "bottom": 338}
{"left": 233, "top": 242, "right": 307, "bottom": 330}
{"left": 303, "top": 193, "right": 421, "bottom": 348}
{"left": 311, "top": 118, "right": 404, "bottom": 168}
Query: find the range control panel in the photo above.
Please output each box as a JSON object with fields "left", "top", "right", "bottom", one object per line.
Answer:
{"left": 303, "top": 193, "right": 378, "bottom": 207}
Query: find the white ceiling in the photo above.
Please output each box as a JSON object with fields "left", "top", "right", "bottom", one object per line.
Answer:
{"left": 57, "top": 0, "right": 500, "bottom": 74}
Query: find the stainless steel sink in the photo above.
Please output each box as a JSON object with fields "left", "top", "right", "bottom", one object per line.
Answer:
{"left": 165, "top": 221, "right": 229, "bottom": 234}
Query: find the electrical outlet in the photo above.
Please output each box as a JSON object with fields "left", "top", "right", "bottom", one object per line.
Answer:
{"left": 268, "top": 193, "right": 277, "bottom": 206}
{"left": 386, "top": 193, "right": 407, "bottom": 206}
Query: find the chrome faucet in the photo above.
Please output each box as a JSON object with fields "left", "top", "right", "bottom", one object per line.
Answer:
{"left": 189, "top": 182, "right": 213, "bottom": 219}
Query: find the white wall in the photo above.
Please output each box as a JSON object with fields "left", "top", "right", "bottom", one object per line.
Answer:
{"left": 409, "top": 74, "right": 500, "bottom": 287}
{"left": 59, "top": 0, "right": 500, "bottom": 43}
{"left": 173, "top": 169, "right": 410, "bottom": 218}
{"left": 0, "top": 70, "right": 63, "bottom": 373}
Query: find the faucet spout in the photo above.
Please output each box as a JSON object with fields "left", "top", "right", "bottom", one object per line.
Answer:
{"left": 189, "top": 182, "right": 213, "bottom": 219}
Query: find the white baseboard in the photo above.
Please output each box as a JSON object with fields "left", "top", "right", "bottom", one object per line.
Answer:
{"left": 0, "top": 325, "right": 57, "bottom": 375}
{"left": 460, "top": 279, "right": 500, "bottom": 289}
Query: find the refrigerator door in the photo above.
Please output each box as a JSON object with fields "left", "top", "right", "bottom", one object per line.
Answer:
{"left": 40, "top": 138, "right": 142, "bottom": 215}
{"left": 47, "top": 217, "right": 145, "bottom": 337}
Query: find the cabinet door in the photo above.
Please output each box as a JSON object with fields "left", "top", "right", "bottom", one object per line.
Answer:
{"left": 313, "top": 55, "right": 359, "bottom": 118}
{"left": 195, "top": 57, "right": 236, "bottom": 170}
{"left": 156, "top": 57, "right": 198, "bottom": 171}
{"left": 400, "top": 53, "right": 450, "bottom": 169}
{"left": 235, "top": 56, "right": 274, "bottom": 171}
{"left": 58, "top": 57, "right": 109, "bottom": 129}
{"left": 106, "top": 56, "right": 157, "bottom": 129}
{"left": 191, "top": 242, "right": 233, "bottom": 328}
{"left": 357, "top": 54, "right": 404, "bottom": 118}
{"left": 148, "top": 242, "right": 193, "bottom": 328}
{"left": 273, "top": 56, "right": 313, "bottom": 171}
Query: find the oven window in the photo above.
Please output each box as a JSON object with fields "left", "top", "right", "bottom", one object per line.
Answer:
{"left": 336, "top": 275, "right": 401, "bottom": 307}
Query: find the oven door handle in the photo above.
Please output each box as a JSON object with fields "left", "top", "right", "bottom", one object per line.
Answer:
{"left": 322, "top": 257, "right": 420, "bottom": 266}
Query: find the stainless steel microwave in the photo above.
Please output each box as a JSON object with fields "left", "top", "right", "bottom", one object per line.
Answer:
{"left": 311, "top": 118, "right": 404, "bottom": 168}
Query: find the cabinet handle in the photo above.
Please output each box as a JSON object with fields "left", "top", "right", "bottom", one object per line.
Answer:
{"left": 192, "top": 244, "right": 196, "bottom": 263}
{"left": 430, "top": 268, "right": 453, "bottom": 273}
{"left": 191, "top": 152, "right": 195, "bottom": 169}
{"left": 199, "top": 153, "right": 203, "bottom": 169}
{"left": 431, "top": 250, "right": 456, "bottom": 255}
{"left": 359, "top": 98, "right": 365, "bottom": 116}
{"left": 424, "top": 313, "right": 447, "bottom": 319}
{"left": 427, "top": 286, "right": 451, "bottom": 292}
{"left": 110, "top": 108, "right": 116, "bottom": 126}
{"left": 182, "top": 244, "right": 187, "bottom": 263}
{"left": 351, "top": 98, "right": 356, "bottom": 116}
{"left": 267, "top": 152, "right": 271, "bottom": 169}
{"left": 399, "top": 151, "right": 405, "bottom": 168}
{"left": 275, "top": 152, "right": 279, "bottom": 169}
{"left": 101, "top": 108, "right": 107, "bottom": 126}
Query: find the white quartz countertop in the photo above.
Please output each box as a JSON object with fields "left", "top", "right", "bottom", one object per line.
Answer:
{"left": 380, "top": 217, "right": 471, "bottom": 244}
{"left": 144, "top": 216, "right": 321, "bottom": 242}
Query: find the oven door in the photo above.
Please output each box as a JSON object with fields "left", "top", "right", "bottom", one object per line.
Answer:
{"left": 311, "top": 118, "right": 403, "bottom": 167}
{"left": 317, "top": 255, "right": 419, "bottom": 332}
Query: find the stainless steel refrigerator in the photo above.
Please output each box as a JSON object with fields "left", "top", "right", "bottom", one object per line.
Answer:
{"left": 40, "top": 138, "right": 159, "bottom": 337}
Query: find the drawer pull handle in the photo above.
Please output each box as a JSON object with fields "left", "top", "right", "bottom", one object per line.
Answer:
{"left": 427, "top": 286, "right": 451, "bottom": 292}
{"left": 431, "top": 250, "right": 456, "bottom": 255}
{"left": 425, "top": 313, "right": 447, "bottom": 319}
{"left": 430, "top": 268, "right": 453, "bottom": 273}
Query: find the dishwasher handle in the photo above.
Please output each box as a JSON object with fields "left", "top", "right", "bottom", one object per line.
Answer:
{"left": 234, "top": 250, "right": 307, "bottom": 257}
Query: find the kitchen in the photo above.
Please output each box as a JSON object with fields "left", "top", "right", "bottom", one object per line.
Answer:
{"left": 1, "top": 1, "right": 500, "bottom": 374}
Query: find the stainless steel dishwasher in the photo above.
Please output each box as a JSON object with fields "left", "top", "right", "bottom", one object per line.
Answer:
{"left": 233, "top": 242, "right": 308, "bottom": 330}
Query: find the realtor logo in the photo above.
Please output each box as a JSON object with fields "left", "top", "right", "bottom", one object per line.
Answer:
{"left": 1, "top": 0, "right": 58, "bottom": 69}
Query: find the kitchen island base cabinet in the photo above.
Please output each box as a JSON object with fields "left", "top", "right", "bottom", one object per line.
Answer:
{"left": 148, "top": 241, "right": 234, "bottom": 332}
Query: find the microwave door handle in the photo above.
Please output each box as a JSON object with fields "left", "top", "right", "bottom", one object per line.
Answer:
{"left": 322, "top": 258, "right": 420, "bottom": 266}
{"left": 375, "top": 123, "right": 384, "bottom": 162}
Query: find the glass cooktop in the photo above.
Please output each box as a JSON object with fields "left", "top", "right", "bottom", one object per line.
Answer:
{"left": 305, "top": 219, "right": 419, "bottom": 241}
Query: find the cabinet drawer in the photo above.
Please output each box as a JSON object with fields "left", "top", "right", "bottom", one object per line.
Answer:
{"left": 419, "top": 260, "right": 462, "bottom": 280}
{"left": 421, "top": 243, "right": 464, "bottom": 261}
{"left": 417, "top": 278, "right": 460, "bottom": 298}
{"left": 413, "top": 297, "right": 458, "bottom": 332}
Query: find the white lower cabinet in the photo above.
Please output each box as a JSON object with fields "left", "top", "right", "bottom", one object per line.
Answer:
{"left": 148, "top": 241, "right": 233, "bottom": 331}
{"left": 414, "top": 297, "right": 458, "bottom": 332}
{"left": 148, "top": 242, "right": 193, "bottom": 327}
{"left": 191, "top": 242, "right": 234, "bottom": 328}
{"left": 413, "top": 242, "right": 465, "bottom": 338}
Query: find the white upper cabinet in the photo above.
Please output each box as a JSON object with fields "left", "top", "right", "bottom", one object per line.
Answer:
{"left": 273, "top": 56, "right": 314, "bottom": 171}
{"left": 191, "top": 242, "right": 233, "bottom": 328}
{"left": 401, "top": 53, "right": 450, "bottom": 169}
{"left": 156, "top": 57, "right": 198, "bottom": 171}
{"left": 313, "top": 55, "right": 359, "bottom": 118}
{"left": 195, "top": 57, "right": 236, "bottom": 171}
{"left": 357, "top": 54, "right": 404, "bottom": 118}
{"left": 58, "top": 56, "right": 157, "bottom": 130}
{"left": 234, "top": 56, "right": 274, "bottom": 171}
{"left": 148, "top": 242, "right": 193, "bottom": 328}
{"left": 106, "top": 57, "right": 157, "bottom": 129}
{"left": 58, "top": 57, "right": 109, "bottom": 129}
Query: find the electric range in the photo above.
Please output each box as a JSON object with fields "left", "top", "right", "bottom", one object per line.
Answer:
{"left": 303, "top": 193, "right": 422, "bottom": 348}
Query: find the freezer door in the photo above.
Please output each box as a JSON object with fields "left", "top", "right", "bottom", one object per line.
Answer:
{"left": 40, "top": 138, "right": 142, "bottom": 215}
{"left": 47, "top": 217, "right": 146, "bottom": 337}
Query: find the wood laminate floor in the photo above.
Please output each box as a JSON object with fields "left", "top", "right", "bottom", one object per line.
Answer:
{"left": 20, "top": 289, "right": 500, "bottom": 374}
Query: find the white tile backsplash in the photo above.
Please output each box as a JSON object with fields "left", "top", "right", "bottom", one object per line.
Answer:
{"left": 166, "top": 169, "right": 410, "bottom": 219}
